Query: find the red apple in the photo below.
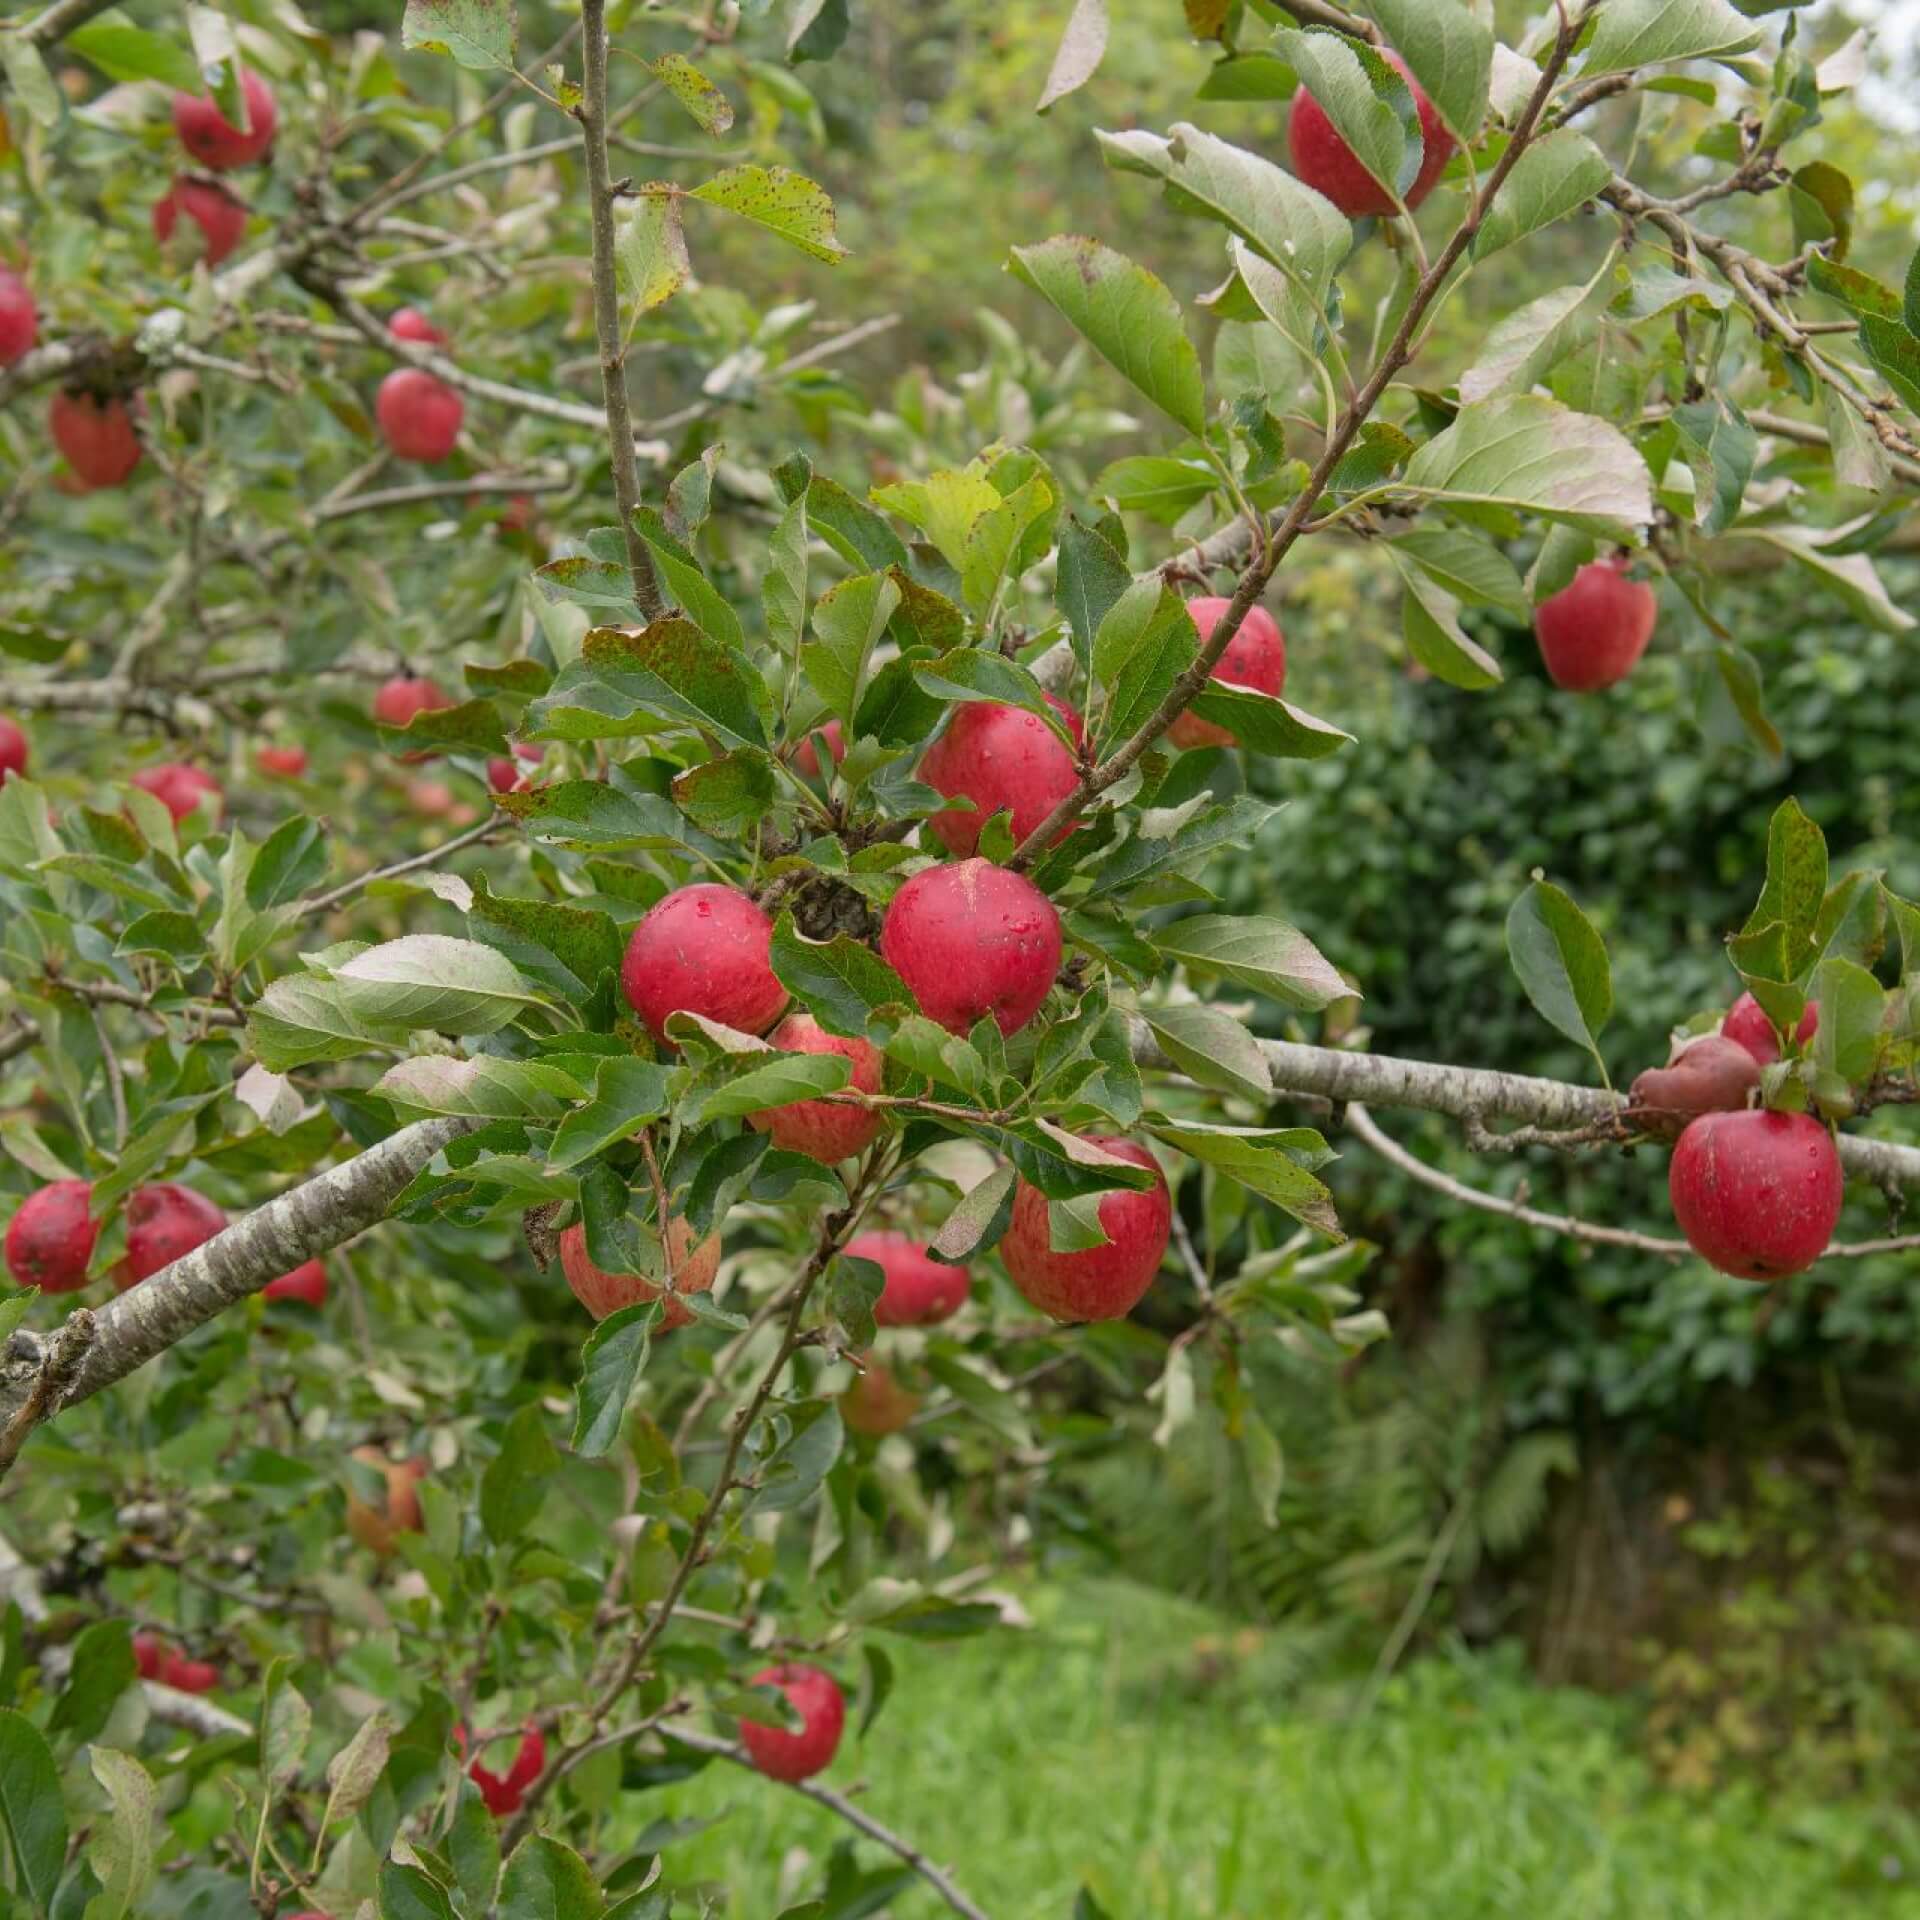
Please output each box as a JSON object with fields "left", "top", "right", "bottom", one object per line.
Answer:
{"left": 152, "top": 176, "right": 249, "bottom": 268}
{"left": 374, "top": 675, "right": 454, "bottom": 763}
{"left": 1000, "top": 1135, "right": 1171, "bottom": 1323}
{"left": 919, "top": 696, "right": 1084, "bottom": 856}
{"left": 793, "top": 719, "right": 845, "bottom": 778}
{"left": 841, "top": 1362, "right": 920, "bottom": 1436}
{"left": 1722, "top": 991, "right": 1819, "bottom": 1066}
{"left": 49, "top": 389, "right": 142, "bottom": 490}
{"left": 1169, "top": 599, "right": 1287, "bottom": 750}
{"left": 465, "top": 1722, "right": 545, "bottom": 1816}
{"left": 487, "top": 743, "right": 543, "bottom": 793}
{"left": 0, "top": 716, "right": 25, "bottom": 782}
{"left": 406, "top": 778, "right": 456, "bottom": 817}
{"left": 0, "top": 267, "right": 36, "bottom": 365}
{"left": 557, "top": 1219, "right": 720, "bottom": 1328}
{"left": 747, "top": 1013, "right": 886, "bottom": 1163}
{"left": 114, "top": 1182, "right": 225, "bottom": 1290}
{"left": 4, "top": 1180, "right": 98, "bottom": 1293}
{"left": 255, "top": 743, "right": 308, "bottom": 778}
{"left": 847, "top": 1231, "right": 968, "bottom": 1328}
{"left": 879, "top": 857, "right": 1061, "bottom": 1036}
{"left": 1627, "top": 1034, "right": 1760, "bottom": 1132}
{"left": 390, "top": 306, "right": 448, "bottom": 346}
{"left": 171, "top": 70, "right": 277, "bottom": 171}
{"left": 1287, "top": 49, "right": 1455, "bottom": 217}
{"left": 620, "top": 884, "right": 787, "bottom": 1043}
{"left": 376, "top": 369, "right": 463, "bottom": 463}
{"left": 161, "top": 1654, "right": 220, "bottom": 1694}
{"left": 131, "top": 764, "right": 223, "bottom": 825}
{"left": 739, "top": 1663, "right": 845, "bottom": 1782}
{"left": 345, "top": 1448, "right": 426, "bottom": 1557}
{"left": 263, "top": 1258, "right": 327, "bottom": 1306}
{"left": 1533, "top": 557, "right": 1657, "bottom": 692}
{"left": 1668, "top": 1108, "right": 1843, "bottom": 1280}
{"left": 132, "top": 1632, "right": 167, "bottom": 1681}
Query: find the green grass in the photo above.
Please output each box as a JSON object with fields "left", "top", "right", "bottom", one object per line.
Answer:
{"left": 651, "top": 1579, "right": 1920, "bottom": 1919}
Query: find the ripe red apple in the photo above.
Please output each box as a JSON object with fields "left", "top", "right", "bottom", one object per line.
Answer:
{"left": 1000, "top": 1135, "right": 1172, "bottom": 1323}
{"left": 374, "top": 674, "right": 454, "bottom": 763}
{"left": 132, "top": 763, "right": 223, "bottom": 825}
{"left": 0, "top": 716, "right": 25, "bottom": 783}
{"left": 255, "top": 743, "right": 308, "bottom": 778}
{"left": 162, "top": 1653, "right": 220, "bottom": 1694}
{"left": 1533, "top": 557, "right": 1657, "bottom": 692}
{"left": 1628, "top": 1033, "right": 1760, "bottom": 1132}
{"left": 1287, "top": 49, "right": 1455, "bottom": 217}
{"left": 345, "top": 1447, "right": 426, "bottom": 1557}
{"left": 390, "top": 306, "right": 448, "bottom": 346}
{"left": 841, "top": 1362, "right": 920, "bottom": 1436}
{"left": 0, "top": 267, "right": 37, "bottom": 365}
{"left": 1170, "top": 599, "right": 1287, "bottom": 750}
{"left": 739, "top": 1663, "right": 845, "bottom": 1782}
{"left": 620, "top": 884, "right": 788, "bottom": 1043}
{"left": 849, "top": 1230, "right": 969, "bottom": 1328}
{"left": 114, "top": 1183, "right": 225, "bottom": 1290}
{"left": 263, "top": 1258, "right": 327, "bottom": 1306}
{"left": 132, "top": 1632, "right": 167, "bottom": 1681}
{"left": 171, "top": 70, "right": 277, "bottom": 171}
{"left": 557, "top": 1219, "right": 720, "bottom": 1327}
{"left": 376, "top": 369, "right": 463, "bottom": 463}
{"left": 1668, "top": 1108, "right": 1843, "bottom": 1280}
{"left": 748, "top": 1013, "right": 886, "bottom": 1163}
{"left": 464, "top": 1722, "right": 546, "bottom": 1815}
{"left": 793, "top": 719, "right": 845, "bottom": 778}
{"left": 152, "top": 176, "right": 249, "bottom": 268}
{"left": 5, "top": 1180, "right": 98, "bottom": 1293}
{"left": 1722, "top": 991, "right": 1819, "bottom": 1066}
{"left": 49, "top": 389, "right": 142, "bottom": 490}
{"left": 487, "top": 743, "right": 543, "bottom": 793}
{"left": 879, "top": 857, "right": 1062, "bottom": 1036}
{"left": 919, "top": 696, "right": 1084, "bottom": 856}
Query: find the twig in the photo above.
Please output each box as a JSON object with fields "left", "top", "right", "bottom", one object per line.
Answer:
{"left": 300, "top": 817, "right": 503, "bottom": 921}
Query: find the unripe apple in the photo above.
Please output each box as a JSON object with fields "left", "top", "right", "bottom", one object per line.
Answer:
{"left": 5, "top": 1180, "right": 98, "bottom": 1293}
{"left": 0, "top": 717, "right": 24, "bottom": 783}
{"left": 1532, "top": 557, "right": 1657, "bottom": 691}
{"left": 132, "top": 763, "right": 223, "bottom": 825}
{"left": 841, "top": 1362, "right": 919, "bottom": 1436}
{"left": 152, "top": 176, "right": 249, "bottom": 268}
{"left": 345, "top": 1447, "right": 426, "bottom": 1556}
{"left": 376, "top": 369, "right": 463, "bottom": 463}
{"left": 486, "top": 743, "right": 543, "bottom": 793}
{"left": 464, "top": 1721, "right": 546, "bottom": 1815}
{"left": 919, "top": 696, "right": 1084, "bottom": 856}
{"left": 1000, "top": 1135, "right": 1171, "bottom": 1323}
{"left": 263, "top": 1258, "right": 327, "bottom": 1306}
{"left": 1288, "top": 50, "right": 1455, "bottom": 217}
{"left": 793, "top": 719, "right": 845, "bottom": 777}
{"left": 115, "top": 1182, "right": 226, "bottom": 1289}
{"left": 620, "top": 884, "right": 787, "bottom": 1042}
{"left": 390, "top": 306, "right": 449, "bottom": 346}
{"left": 1170, "top": 599, "right": 1287, "bottom": 750}
{"left": 849, "top": 1230, "right": 969, "bottom": 1328}
{"left": 1722, "top": 991, "right": 1819, "bottom": 1066}
{"left": 0, "top": 267, "right": 37, "bottom": 365}
{"left": 1627, "top": 1033, "right": 1760, "bottom": 1132}
{"left": 557, "top": 1219, "right": 719, "bottom": 1328}
{"left": 373, "top": 675, "right": 454, "bottom": 762}
{"left": 879, "top": 858, "right": 1062, "bottom": 1036}
{"left": 1668, "top": 1108, "right": 1844, "bottom": 1280}
{"left": 255, "top": 743, "right": 307, "bottom": 778}
{"left": 748, "top": 1013, "right": 886, "bottom": 1163}
{"left": 49, "top": 389, "right": 143, "bottom": 490}
{"left": 739, "top": 1663, "right": 845, "bottom": 1782}
{"left": 171, "top": 70, "right": 278, "bottom": 171}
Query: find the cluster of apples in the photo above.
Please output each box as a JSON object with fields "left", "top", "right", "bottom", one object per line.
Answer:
{"left": 1630, "top": 992, "right": 1842, "bottom": 1280}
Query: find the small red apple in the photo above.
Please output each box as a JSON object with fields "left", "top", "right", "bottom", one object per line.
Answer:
{"left": 171, "top": 70, "right": 277, "bottom": 171}
{"left": 557, "top": 1219, "right": 720, "bottom": 1327}
{"left": 1288, "top": 49, "right": 1455, "bottom": 217}
{"left": 376, "top": 369, "right": 463, "bottom": 463}
{"left": 879, "top": 857, "right": 1062, "bottom": 1037}
{"left": 132, "top": 1632, "right": 167, "bottom": 1681}
{"left": 1628, "top": 1033, "right": 1760, "bottom": 1133}
{"left": 255, "top": 743, "right": 308, "bottom": 778}
{"left": 464, "top": 1722, "right": 545, "bottom": 1816}
{"left": 0, "top": 267, "right": 37, "bottom": 365}
{"left": 793, "top": 719, "right": 845, "bottom": 778}
{"left": 152, "top": 176, "right": 249, "bottom": 268}
{"left": 390, "top": 306, "right": 449, "bottom": 346}
{"left": 1722, "top": 991, "right": 1819, "bottom": 1066}
{"left": 50, "top": 389, "right": 143, "bottom": 490}
{"left": 374, "top": 675, "right": 454, "bottom": 762}
{"left": 747, "top": 1013, "right": 886, "bottom": 1163}
{"left": 841, "top": 1362, "right": 920, "bottom": 1436}
{"left": 345, "top": 1448, "right": 426, "bottom": 1557}
{"left": 620, "top": 884, "right": 788, "bottom": 1043}
{"left": 114, "top": 1182, "right": 225, "bottom": 1289}
{"left": 1169, "top": 599, "right": 1286, "bottom": 750}
{"left": 4, "top": 1180, "right": 98, "bottom": 1293}
{"left": 919, "top": 696, "right": 1084, "bottom": 856}
{"left": 161, "top": 1654, "right": 220, "bottom": 1694}
{"left": 1668, "top": 1108, "right": 1843, "bottom": 1280}
{"left": 131, "top": 764, "right": 223, "bottom": 825}
{"left": 848, "top": 1230, "right": 969, "bottom": 1328}
{"left": 1533, "top": 557, "right": 1657, "bottom": 692}
{"left": 739, "top": 1663, "right": 845, "bottom": 1782}
{"left": 263, "top": 1258, "right": 327, "bottom": 1306}
{"left": 486, "top": 743, "right": 543, "bottom": 794}
{"left": 0, "top": 716, "right": 25, "bottom": 782}
{"left": 1000, "top": 1135, "right": 1171, "bottom": 1323}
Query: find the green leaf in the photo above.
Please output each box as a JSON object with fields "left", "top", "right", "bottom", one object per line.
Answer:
{"left": 1740, "top": 796, "right": 1828, "bottom": 981}
{"left": 377, "top": 1055, "right": 581, "bottom": 1121}
{"left": 482, "top": 1403, "right": 562, "bottom": 1544}
{"left": 614, "top": 191, "right": 691, "bottom": 314}
{"left": 1804, "top": 254, "right": 1902, "bottom": 324}
{"left": 1581, "top": 0, "right": 1762, "bottom": 78}
{"left": 1240, "top": 1410, "right": 1285, "bottom": 1526}
{"left": 1056, "top": 515, "right": 1133, "bottom": 662}
{"left": 334, "top": 935, "right": 542, "bottom": 1035}
{"left": 260, "top": 1654, "right": 312, "bottom": 1787}
{"left": 571, "top": 1302, "right": 660, "bottom": 1458}
{"left": 377, "top": 697, "right": 511, "bottom": 759}
{"left": 1506, "top": 878, "right": 1612, "bottom": 1071}
{"left": 0, "top": 1709, "right": 65, "bottom": 1918}
{"left": 1185, "top": 685, "right": 1355, "bottom": 759}
{"left": 629, "top": 512, "right": 746, "bottom": 654}
{"left": 246, "top": 972, "right": 414, "bottom": 1073}
{"left": 1146, "top": 1121, "right": 1340, "bottom": 1238}
{"left": 1093, "top": 455, "right": 1217, "bottom": 522}
{"left": 671, "top": 748, "right": 778, "bottom": 839}
{"left": 380, "top": 1861, "right": 459, "bottom": 1920}
{"left": 548, "top": 1059, "right": 677, "bottom": 1171}
{"left": 1007, "top": 236, "right": 1207, "bottom": 436}
{"left": 1670, "top": 396, "right": 1756, "bottom": 534}
{"left": 1390, "top": 551, "right": 1503, "bottom": 690}
{"left": 1471, "top": 130, "right": 1611, "bottom": 260}
{"left": 401, "top": 0, "right": 516, "bottom": 69}
{"left": 1273, "top": 27, "right": 1419, "bottom": 205}
{"left": 65, "top": 17, "right": 203, "bottom": 91}
{"left": 1808, "top": 956, "right": 1886, "bottom": 1089}
{"left": 1859, "top": 315, "right": 1920, "bottom": 420}
{"left": 1458, "top": 280, "right": 1601, "bottom": 405}
{"left": 1789, "top": 159, "right": 1854, "bottom": 262}
{"left": 1359, "top": 0, "right": 1492, "bottom": 142}
{"left": 1, "top": 37, "right": 62, "bottom": 127}
{"left": 690, "top": 165, "right": 846, "bottom": 261}
{"left": 1387, "top": 527, "right": 1529, "bottom": 620}
{"left": 533, "top": 619, "right": 770, "bottom": 750}
{"left": 1037, "top": 0, "right": 1108, "bottom": 110}
{"left": 763, "top": 495, "right": 809, "bottom": 663}
{"left": 1732, "top": 527, "right": 1914, "bottom": 635}
{"left": 780, "top": 470, "right": 909, "bottom": 574}
{"left": 1153, "top": 914, "right": 1348, "bottom": 1009}
{"left": 48, "top": 1619, "right": 134, "bottom": 1743}
{"left": 771, "top": 918, "right": 911, "bottom": 1036}
{"left": 681, "top": 1049, "right": 849, "bottom": 1126}
{"left": 1094, "top": 581, "right": 1198, "bottom": 754}
{"left": 647, "top": 51, "right": 733, "bottom": 132}
{"left": 1143, "top": 1005, "right": 1272, "bottom": 1103}
{"left": 827, "top": 1253, "right": 885, "bottom": 1350}
{"left": 321, "top": 1710, "right": 393, "bottom": 1831}
{"left": 246, "top": 815, "right": 329, "bottom": 911}
{"left": 446, "top": 1781, "right": 502, "bottom": 1911}
{"left": 84, "top": 1750, "right": 154, "bottom": 1920}
{"left": 804, "top": 571, "right": 901, "bottom": 723}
